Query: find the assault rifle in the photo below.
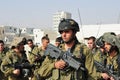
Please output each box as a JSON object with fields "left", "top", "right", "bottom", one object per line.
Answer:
{"left": 94, "top": 60, "right": 120, "bottom": 80}
{"left": 44, "top": 44, "right": 85, "bottom": 71}
{"left": 14, "top": 61, "right": 34, "bottom": 77}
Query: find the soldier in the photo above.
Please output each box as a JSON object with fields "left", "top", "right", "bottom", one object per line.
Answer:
{"left": 95, "top": 32, "right": 120, "bottom": 80}
{"left": 1, "top": 38, "right": 29, "bottom": 80}
{"left": 55, "top": 37, "right": 63, "bottom": 47}
{"left": 27, "top": 39, "right": 40, "bottom": 65}
{"left": 85, "top": 36, "right": 102, "bottom": 61}
{"left": 94, "top": 32, "right": 116, "bottom": 63}
{"left": 0, "top": 40, "right": 9, "bottom": 80}
{"left": 38, "top": 34, "right": 50, "bottom": 56}
{"left": 32, "top": 35, "right": 50, "bottom": 80}
{"left": 85, "top": 36, "right": 96, "bottom": 50}
{"left": 35, "top": 18, "right": 97, "bottom": 80}
{"left": 94, "top": 35, "right": 107, "bottom": 63}
{"left": 26, "top": 39, "right": 42, "bottom": 80}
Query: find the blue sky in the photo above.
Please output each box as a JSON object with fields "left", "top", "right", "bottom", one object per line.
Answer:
{"left": 0, "top": 0, "right": 120, "bottom": 29}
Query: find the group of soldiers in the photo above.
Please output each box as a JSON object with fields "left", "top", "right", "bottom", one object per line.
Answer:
{"left": 0, "top": 18, "right": 120, "bottom": 80}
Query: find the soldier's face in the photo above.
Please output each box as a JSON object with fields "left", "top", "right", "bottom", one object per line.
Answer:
{"left": 42, "top": 39, "right": 49, "bottom": 48}
{"left": 104, "top": 42, "right": 112, "bottom": 52}
{"left": 87, "top": 39, "right": 95, "bottom": 49}
{"left": 0, "top": 43, "right": 4, "bottom": 51}
{"left": 28, "top": 41, "right": 33, "bottom": 47}
{"left": 60, "top": 29, "right": 74, "bottom": 43}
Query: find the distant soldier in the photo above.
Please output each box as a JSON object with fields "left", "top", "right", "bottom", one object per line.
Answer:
{"left": 26, "top": 39, "right": 42, "bottom": 80}
{"left": 1, "top": 39, "right": 29, "bottom": 80}
{"left": 32, "top": 35, "right": 50, "bottom": 80}
{"left": 55, "top": 37, "right": 63, "bottom": 47}
{"left": 85, "top": 36, "right": 108, "bottom": 66}
{"left": 85, "top": 36, "right": 96, "bottom": 50}
{"left": 39, "top": 34, "right": 50, "bottom": 56}
{"left": 0, "top": 40, "right": 9, "bottom": 80}
{"left": 27, "top": 39, "right": 40, "bottom": 65}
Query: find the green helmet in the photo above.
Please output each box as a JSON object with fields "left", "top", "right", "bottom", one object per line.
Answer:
{"left": 58, "top": 18, "right": 79, "bottom": 33}
{"left": 102, "top": 32, "right": 120, "bottom": 48}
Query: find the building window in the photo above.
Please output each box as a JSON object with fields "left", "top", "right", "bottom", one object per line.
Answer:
{"left": 14, "top": 28, "right": 16, "bottom": 32}
{"left": 2, "top": 30, "right": 4, "bottom": 34}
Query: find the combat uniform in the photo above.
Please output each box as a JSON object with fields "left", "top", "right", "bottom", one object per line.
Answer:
{"left": 31, "top": 46, "right": 46, "bottom": 80}
{"left": 0, "top": 47, "right": 9, "bottom": 80}
{"left": 1, "top": 50, "right": 29, "bottom": 80}
{"left": 93, "top": 32, "right": 120, "bottom": 79}
{"left": 36, "top": 38, "right": 97, "bottom": 80}
{"left": 92, "top": 49, "right": 108, "bottom": 79}
{"left": 106, "top": 52, "right": 119, "bottom": 74}
{"left": 28, "top": 46, "right": 40, "bottom": 65}
{"left": 27, "top": 45, "right": 44, "bottom": 80}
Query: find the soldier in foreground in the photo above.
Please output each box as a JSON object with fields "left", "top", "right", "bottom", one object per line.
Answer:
{"left": 34, "top": 19, "right": 97, "bottom": 80}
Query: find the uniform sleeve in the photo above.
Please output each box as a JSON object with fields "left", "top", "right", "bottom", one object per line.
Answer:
{"left": 28, "top": 52, "right": 36, "bottom": 64}
{"left": 82, "top": 45, "right": 101, "bottom": 79}
{"left": 37, "top": 56, "right": 55, "bottom": 78}
{"left": 28, "top": 47, "right": 39, "bottom": 64}
{"left": 1, "top": 53, "right": 14, "bottom": 76}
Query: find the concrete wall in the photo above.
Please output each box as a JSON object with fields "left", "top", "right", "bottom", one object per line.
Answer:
{"left": 76, "top": 24, "right": 120, "bottom": 42}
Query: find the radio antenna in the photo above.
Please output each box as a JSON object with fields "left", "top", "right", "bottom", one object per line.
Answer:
{"left": 78, "top": 8, "right": 85, "bottom": 43}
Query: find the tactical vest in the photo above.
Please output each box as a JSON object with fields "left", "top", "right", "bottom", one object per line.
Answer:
{"left": 51, "top": 42, "right": 88, "bottom": 80}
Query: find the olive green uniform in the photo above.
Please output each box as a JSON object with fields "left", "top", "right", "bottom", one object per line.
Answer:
{"left": 93, "top": 32, "right": 120, "bottom": 79}
{"left": 0, "top": 48, "right": 9, "bottom": 80}
{"left": 93, "top": 48, "right": 107, "bottom": 63}
{"left": 106, "top": 52, "right": 119, "bottom": 74}
{"left": 28, "top": 46, "right": 40, "bottom": 66}
{"left": 39, "top": 46, "right": 45, "bottom": 57}
{"left": 92, "top": 48, "right": 108, "bottom": 79}
{"left": 35, "top": 39, "right": 97, "bottom": 80}
{"left": 31, "top": 46, "right": 46, "bottom": 80}
{"left": 1, "top": 50, "right": 29, "bottom": 80}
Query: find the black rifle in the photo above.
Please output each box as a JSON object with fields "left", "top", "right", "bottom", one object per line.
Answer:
{"left": 44, "top": 44, "right": 85, "bottom": 71}
{"left": 94, "top": 60, "right": 120, "bottom": 80}
{"left": 14, "top": 61, "right": 34, "bottom": 77}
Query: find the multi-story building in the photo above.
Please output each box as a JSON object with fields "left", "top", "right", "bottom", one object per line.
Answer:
{"left": 53, "top": 11, "right": 71, "bottom": 35}
{"left": 0, "top": 26, "right": 18, "bottom": 43}
{"left": 20, "top": 27, "right": 34, "bottom": 34}
{"left": 0, "top": 25, "right": 35, "bottom": 46}
{"left": 33, "top": 29, "right": 44, "bottom": 46}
